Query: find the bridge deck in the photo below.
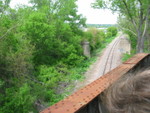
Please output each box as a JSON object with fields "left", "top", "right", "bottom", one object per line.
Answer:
{"left": 41, "top": 53, "right": 149, "bottom": 113}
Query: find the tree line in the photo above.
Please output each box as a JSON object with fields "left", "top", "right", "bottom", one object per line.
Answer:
{"left": 86, "top": 24, "right": 116, "bottom": 28}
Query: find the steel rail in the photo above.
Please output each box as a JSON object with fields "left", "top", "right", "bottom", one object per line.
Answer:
{"left": 41, "top": 53, "right": 149, "bottom": 113}
{"left": 102, "top": 36, "right": 121, "bottom": 75}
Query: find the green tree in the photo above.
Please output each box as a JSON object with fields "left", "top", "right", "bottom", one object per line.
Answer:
{"left": 0, "top": 0, "right": 11, "bottom": 14}
{"left": 107, "top": 26, "right": 118, "bottom": 37}
{"left": 84, "top": 28, "right": 106, "bottom": 51}
{"left": 93, "top": 0, "right": 150, "bottom": 53}
{"left": 118, "top": 16, "right": 137, "bottom": 53}
{"left": 0, "top": 18, "right": 37, "bottom": 113}
{"left": 0, "top": 0, "right": 87, "bottom": 112}
{"left": 25, "top": 0, "right": 86, "bottom": 65}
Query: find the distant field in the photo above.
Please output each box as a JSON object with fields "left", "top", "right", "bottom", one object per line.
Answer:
{"left": 82, "top": 27, "right": 107, "bottom": 31}
{"left": 86, "top": 24, "right": 116, "bottom": 28}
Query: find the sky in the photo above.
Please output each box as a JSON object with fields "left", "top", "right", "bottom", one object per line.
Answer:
{"left": 76, "top": 0, "right": 118, "bottom": 24}
{"left": 10, "top": 0, "right": 29, "bottom": 8}
{"left": 10, "top": 0, "right": 118, "bottom": 24}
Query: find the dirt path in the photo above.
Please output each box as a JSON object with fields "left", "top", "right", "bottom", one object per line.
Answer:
{"left": 73, "top": 34, "right": 130, "bottom": 92}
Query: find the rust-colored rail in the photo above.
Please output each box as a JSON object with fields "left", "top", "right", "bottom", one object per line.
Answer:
{"left": 41, "top": 53, "right": 149, "bottom": 113}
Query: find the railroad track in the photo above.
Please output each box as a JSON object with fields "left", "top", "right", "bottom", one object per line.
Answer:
{"left": 102, "top": 36, "right": 121, "bottom": 75}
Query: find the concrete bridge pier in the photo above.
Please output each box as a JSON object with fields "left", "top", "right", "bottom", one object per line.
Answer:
{"left": 82, "top": 41, "right": 91, "bottom": 58}
{"left": 119, "top": 36, "right": 131, "bottom": 54}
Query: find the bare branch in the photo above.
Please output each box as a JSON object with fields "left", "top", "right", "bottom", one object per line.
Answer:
{"left": 122, "top": 0, "right": 138, "bottom": 31}
{"left": 142, "top": 6, "right": 150, "bottom": 38}
{"left": 118, "top": 25, "right": 137, "bottom": 37}
{"left": 25, "top": 76, "right": 45, "bottom": 85}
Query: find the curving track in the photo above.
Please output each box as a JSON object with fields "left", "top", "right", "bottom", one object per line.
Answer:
{"left": 102, "top": 36, "right": 121, "bottom": 75}
{"left": 73, "top": 34, "right": 124, "bottom": 92}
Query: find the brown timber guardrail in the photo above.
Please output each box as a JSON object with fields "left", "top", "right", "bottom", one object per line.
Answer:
{"left": 41, "top": 53, "right": 150, "bottom": 113}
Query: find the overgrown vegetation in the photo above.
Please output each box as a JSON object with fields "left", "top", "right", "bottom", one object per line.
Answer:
{"left": 121, "top": 53, "right": 133, "bottom": 62}
{"left": 93, "top": 0, "right": 150, "bottom": 63}
{"left": 0, "top": 0, "right": 118, "bottom": 112}
{"left": 93, "top": 0, "right": 150, "bottom": 53}
{"left": 106, "top": 26, "right": 118, "bottom": 38}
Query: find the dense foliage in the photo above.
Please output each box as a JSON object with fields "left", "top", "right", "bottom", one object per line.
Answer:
{"left": 106, "top": 26, "right": 117, "bottom": 38}
{"left": 83, "top": 27, "right": 117, "bottom": 52}
{"left": 0, "top": 0, "right": 118, "bottom": 112}
{"left": 0, "top": 0, "right": 86, "bottom": 112}
{"left": 83, "top": 28, "right": 105, "bottom": 51}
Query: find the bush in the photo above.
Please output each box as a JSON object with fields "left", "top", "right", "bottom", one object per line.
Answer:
{"left": 107, "top": 26, "right": 118, "bottom": 37}
{"left": 0, "top": 84, "right": 37, "bottom": 113}
{"left": 124, "top": 31, "right": 137, "bottom": 52}
{"left": 38, "top": 65, "right": 62, "bottom": 88}
{"left": 122, "top": 53, "right": 134, "bottom": 62}
{"left": 83, "top": 28, "right": 106, "bottom": 52}
{"left": 106, "top": 32, "right": 112, "bottom": 38}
